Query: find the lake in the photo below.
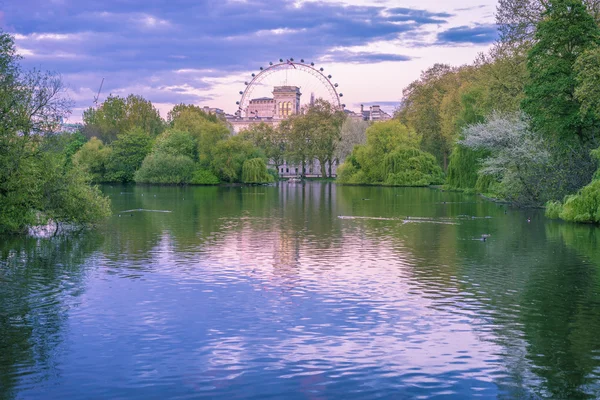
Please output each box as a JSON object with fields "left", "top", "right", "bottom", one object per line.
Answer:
{"left": 2, "top": 183, "right": 600, "bottom": 399}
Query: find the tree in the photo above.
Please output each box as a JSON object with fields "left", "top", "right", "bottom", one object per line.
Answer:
{"left": 496, "top": 0, "right": 600, "bottom": 46}
{"left": 337, "top": 120, "right": 442, "bottom": 186}
{"left": 134, "top": 153, "right": 195, "bottom": 184}
{"left": 336, "top": 118, "right": 369, "bottom": 163}
{"left": 73, "top": 138, "right": 112, "bottom": 183}
{"left": 574, "top": 46, "right": 600, "bottom": 119}
{"left": 241, "top": 123, "right": 286, "bottom": 173}
{"left": 304, "top": 99, "right": 346, "bottom": 177}
{"left": 398, "top": 64, "right": 461, "bottom": 169}
{"left": 210, "top": 136, "right": 264, "bottom": 183}
{"left": 281, "top": 117, "right": 313, "bottom": 178}
{"left": 82, "top": 94, "right": 164, "bottom": 143}
{"left": 152, "top": 129, "right": 197, "bottom": 159}
{"left": 170, "top": 107, "right": 229, "bottom": 167}
{"left": 104, "top": 128, "right": 153, "bottom": 182}
{"left": 167, "top": 103, "right": 219, "bottom": 124}
{"left": 522, "top": 0, "right": 600, "bottom": 142}
{"left": 0, "top": 30, "right": 110, "bottom": 233}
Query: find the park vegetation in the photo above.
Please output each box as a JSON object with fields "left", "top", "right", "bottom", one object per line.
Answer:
{"left": 393, "top": 0, "right": 600, "bottom": 223}
{"left": 0, "top": 31, "right": 110, "bottom": 235}
{"left": 5, "top": 0, "right": 600, "bottom": 231}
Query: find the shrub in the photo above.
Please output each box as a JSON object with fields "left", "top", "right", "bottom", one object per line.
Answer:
{"left": 134, "top": 153, "right": 195, "bottom": 184}
{"left": 242, "top": 158, "right": 274, "bottom": 184}
{"left": 190, "top": 168, "right": 220, "bottom": 185}
{"left": 211, "top": 136, "right": 264, "bottom": 183}
{"left": 545, "top": 200, "right": 563, "bottom": 219}
{"left": 104, "top": 128, "right": 153, "bottom": 182}
{"left": 558, "top": 180, "right": 600, "bottom": 223}
{"left": 72, "top": 137, "right": 112, "bottom": 182}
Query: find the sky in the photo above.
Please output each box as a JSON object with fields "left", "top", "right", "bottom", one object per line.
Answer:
{"left": 1, "top": 0, "right": 499, "bottom": 122}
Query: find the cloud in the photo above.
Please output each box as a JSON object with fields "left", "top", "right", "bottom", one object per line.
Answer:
{"left": 321, "top": 51, "right": 411, "bottom": 63}
{"left": 1, "top": 0, "right": 490, "bottom": 115}
{"left": 437, "top": 24, "right": 498, "bottom": 44}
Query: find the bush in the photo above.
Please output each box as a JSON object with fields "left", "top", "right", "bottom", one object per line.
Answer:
{"left": 190, "top": 168, "right": 220, "bottom": 185}
{"left": 558, "top": 180, "right": 600, "bottom": 223}
{"left": 104, "top": 128, "right": 153, "bottom": 183}
{"left": 242, "top": 158, "right": 274, "bottom": 184}
{"left": 267, "top": 168, "right": 279, "bottom": 181}
{"left": 545, "top": 200, "right": 563, "bottom": 219}
{"left": 72, "top": 137, "right": 112, "bottom": 183}
{"left": 210, "top": 136, "right": 264, "bottom": 183}
{"left": 134, "top": 153, "right": 195, "bottom": 184}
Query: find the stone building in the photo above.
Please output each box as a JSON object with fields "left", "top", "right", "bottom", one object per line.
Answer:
{"left": 359, "top": 104, "right": 392, "bottom": 121}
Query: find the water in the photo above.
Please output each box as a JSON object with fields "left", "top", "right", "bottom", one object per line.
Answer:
{"left": 2, "top": 183, "right": 600, "bottom": 399}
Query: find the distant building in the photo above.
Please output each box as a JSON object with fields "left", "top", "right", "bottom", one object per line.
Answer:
{"left": 228, "top": 85, "right": 304, "bottom": 133}
{"left": 359, "top": 104, "right": 392, "bottom": 121}
{"left": 226, "top": 85, "right": 339, "bottom": 178}
{"left": 201, "top": 106, "right": 225, "bottom": 117}
{"left": 59, "top": 123, "right": 83, "bottom": 134}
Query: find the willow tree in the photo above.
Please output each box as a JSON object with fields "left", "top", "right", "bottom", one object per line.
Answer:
{"left": 241, "top": 122, "right": 286, "bottom": 173}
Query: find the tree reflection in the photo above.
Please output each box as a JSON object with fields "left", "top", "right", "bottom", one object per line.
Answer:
{"left": 0, "top": 232, "right": 104, "bottom": 400}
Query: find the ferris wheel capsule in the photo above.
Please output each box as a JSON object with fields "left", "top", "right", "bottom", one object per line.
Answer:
{"left": 320, "top": 68, "right": 324, "bottom": 71}
{"left": 279, "top": 58, "right": 283, "bottom": 62}
{"left": 290, "top": 58, "right": 294, "bottom": 61}
{"left": 239, "top": 91, "right": 243, "bottom": 95}
{"left": 260, "top": 67, "right": 263, "bottom": 70}
{"left": 328, "top": 75, "right": 332, "bottom": 79}
{"left": 339, "top": 93, "right": 343, "bottom": 97}
{"left": 269, "top": 62, "right": 273, "bottom": 65}
{"left": 301, "top": 59, "right": 304, "bottom": 63}
{"left": 236, "top": 101, "right": 240, "bottom": 105}
{"left": 334, "top": 83, "right": 338, "bottom": 87}
{"left": 251, "top": 73, "right": 255, "bottom": 77}
{"left": 311, "top": 62, "right": 314, "bottom": 66}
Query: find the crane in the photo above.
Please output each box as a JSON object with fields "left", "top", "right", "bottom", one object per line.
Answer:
{"left": 93, "top": 78, "right": 105, "bottom": 107}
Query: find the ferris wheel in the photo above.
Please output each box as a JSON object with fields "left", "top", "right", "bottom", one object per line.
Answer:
{"left": 235, "top": 58, "right": 344, "bottom": 118}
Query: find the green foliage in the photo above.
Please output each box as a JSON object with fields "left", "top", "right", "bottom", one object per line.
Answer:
{"left": 241, "top": 123, "right": 286, "bottom": 170}
{"left": 383, "top": 148, "right": 444, "bottom": 186}
{"left": 134, "top": 153, "right": 195, "bottom": 184}
{"left": 593, "top": 147, "right": 600, "bottom": 180}
{"left": 190, "top": 169, "right": 220, "bottom": 185}
{"left": 446, "top": 145, "right": 487, "bottom": 190}
{"left": 522, "top": 0, "right": 600, "bottom": 141}
{"left": 210, "top": 136, "right": 264, "bottom": 183}
{"left": 82, "top": 94, "right": 164, "bottom": 143}
{"left": 63, "top": 131, "right": 87, "bottom": 167}
{"left": 104, "top": 128, "right": 153, "bottom": 182}
{"left": 167, "top": 103, "right": 220, "bottom": 124}
{"left": 72, "top": 137, "right": 112, "bottom": 183}
{"left": 557, "top": 180, "right": 600, "bottom": 223}
{"left": 153, "top": 129, "right": 197, "bottom": 159}
{"left": 545, "top": 200, "right": 564, "bottom": 219}
{"left": 40, "top": 156, "right": 111, "bottom": 225}
{"left": 242, "top": 158, "right": 274, "bottom": 184}
{"left": 170, "top": 107, "right": 229, "bottom": 167}
{"left": 337, "top": 121, "right": 442, "bottom": 186}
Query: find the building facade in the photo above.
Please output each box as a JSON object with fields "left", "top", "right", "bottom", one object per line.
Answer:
{"left": 224, "top": 89, "right": 392, "bottom": 178}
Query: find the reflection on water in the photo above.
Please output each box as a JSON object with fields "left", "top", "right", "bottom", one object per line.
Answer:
{"left": 2, "top": 183, "right": 600, "bottom": 399}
